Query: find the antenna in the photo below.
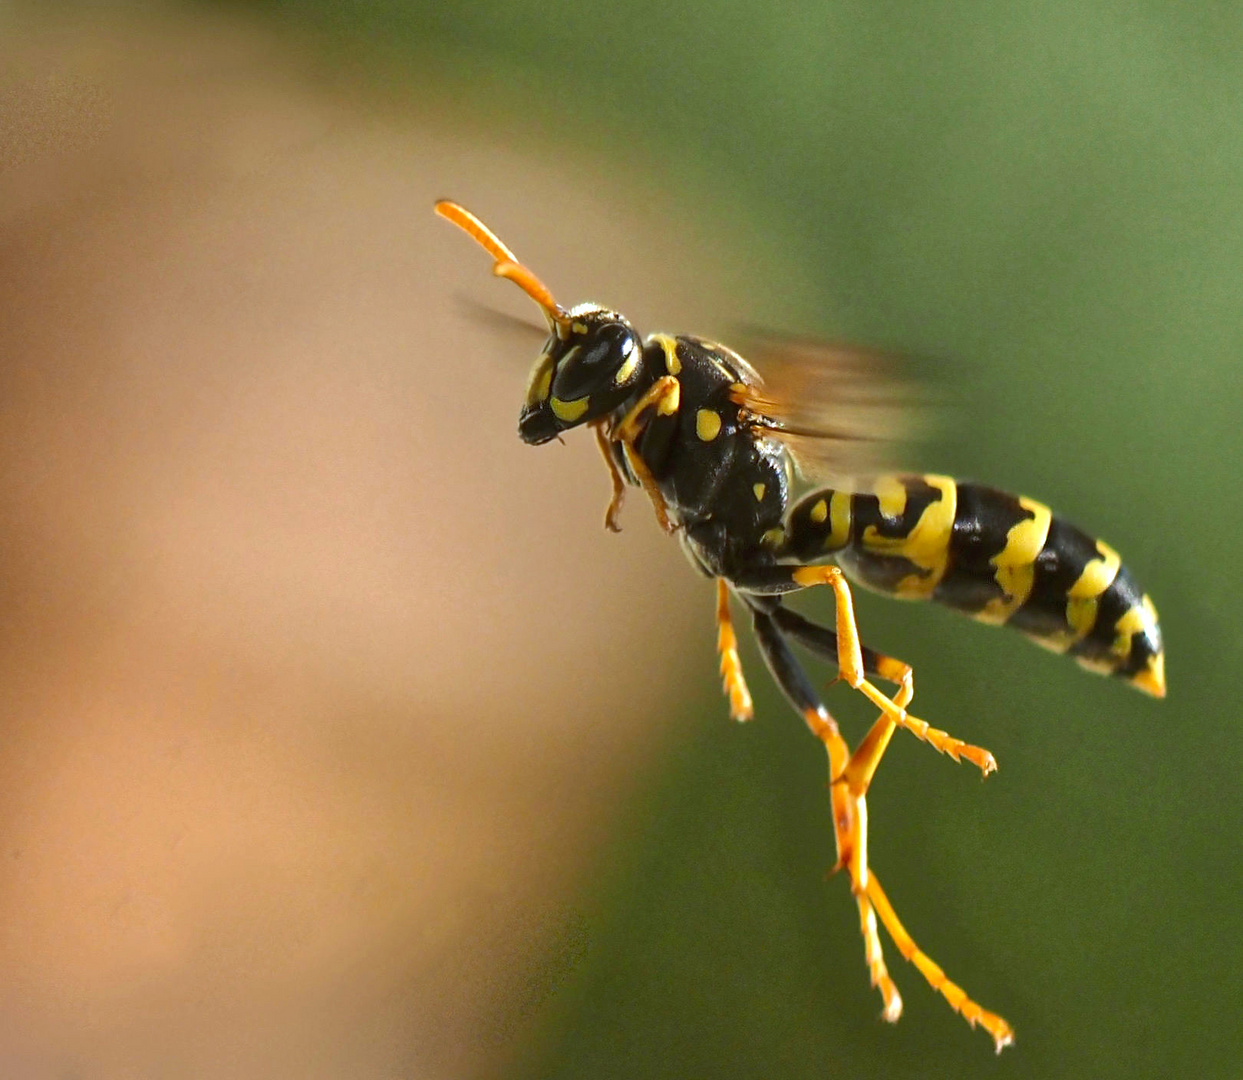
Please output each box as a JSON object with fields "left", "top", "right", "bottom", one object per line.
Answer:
{"left": 434, "top": 200, "right": 567, "bottom": 329}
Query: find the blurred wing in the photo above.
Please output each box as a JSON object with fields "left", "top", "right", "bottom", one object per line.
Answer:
{"left": 728, "top": 333, "right": 934, "bottom": 486}
{"left": 455, "top": 295, "right": 550, "bottom": 347}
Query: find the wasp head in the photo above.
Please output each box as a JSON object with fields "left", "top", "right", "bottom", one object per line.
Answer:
{"left": 518, "top": 305, "right": 644, "bottom": 444}
{"left": 433, "top": 202, "right": 647, "bottom": 444}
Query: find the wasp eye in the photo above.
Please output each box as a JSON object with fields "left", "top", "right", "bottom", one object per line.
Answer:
{"left": 551, "top": 323, "right": 639, "bottom": 402}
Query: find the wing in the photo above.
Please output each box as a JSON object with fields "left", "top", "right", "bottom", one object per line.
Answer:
{"left": 725, "top": 333, "right": 934, "bottom": 486}
{"left": 455, "top": 296, "right": 550, "bottom": 346}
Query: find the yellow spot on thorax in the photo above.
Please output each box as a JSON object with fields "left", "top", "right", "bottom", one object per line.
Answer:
{"left": 752, "top": 482, "right": 766, "bottom": 502}
{"left": 696, "top": 408, "right": 722, "bottom": 441}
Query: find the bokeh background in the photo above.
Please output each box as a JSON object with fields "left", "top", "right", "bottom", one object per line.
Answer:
{"left": 1, "top": 2, "right": 1239, "bottom": 1078}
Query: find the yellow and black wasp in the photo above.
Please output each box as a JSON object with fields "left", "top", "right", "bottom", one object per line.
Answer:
{"left": 435, "top": 199, "right": 1166, "bottom": 1052}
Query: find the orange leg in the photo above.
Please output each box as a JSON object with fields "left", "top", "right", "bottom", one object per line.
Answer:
{"left": 592, "top": 420, "right": 628, "bottom": 533}
{"left": 794, "top": 703, "right": 901, "bottom": 1022}
{"left": 866, "top": 870, "right": 1015, "bottom": 1052}
{"left": 611, "top": 376, "right": 680, "bottom": 534}
{"left": 791, "top": 565, "right": 998, "bottom": 776}
{"left": 716, "top": 580, "right": 754, "bottom": 721}
{"left": 752, "top": 609, "right": 1010, "bottom": 1049}
{"left": 800, "top": 701, "right": 1013, "bottom": 1051}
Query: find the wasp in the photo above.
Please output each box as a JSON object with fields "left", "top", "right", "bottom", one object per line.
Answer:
{"left": 434, "top": 199, "right": 1165, "bottom": 1052}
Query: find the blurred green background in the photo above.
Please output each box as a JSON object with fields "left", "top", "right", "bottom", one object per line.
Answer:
{"left": 211, "top": 1, "right": 1240, "bottom": 1076}
{"left": 9, "top": 1, "right": 1243, "bottom": 1077}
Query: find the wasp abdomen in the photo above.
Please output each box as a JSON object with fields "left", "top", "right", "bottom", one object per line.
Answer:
{"left": 782, "top": 475, "right": 1165, "bottom": 697}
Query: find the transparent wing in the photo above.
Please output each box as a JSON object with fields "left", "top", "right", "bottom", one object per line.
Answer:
{"left": 726, "top": 333, "right": 936, "bottom": 487}
{"left": 455, "top": 296, "right": 550, "bottom": 346}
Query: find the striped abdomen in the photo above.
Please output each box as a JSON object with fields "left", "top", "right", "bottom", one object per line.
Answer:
{"left": 781, "top": 474, "right": 1165, "bottom": 697}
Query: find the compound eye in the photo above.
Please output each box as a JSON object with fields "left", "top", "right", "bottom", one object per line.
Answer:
{"left": 552, "top": 324, "right": 637, "bottom": 401}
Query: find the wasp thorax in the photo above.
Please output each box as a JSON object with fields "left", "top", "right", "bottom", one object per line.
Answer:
{"left": 518, "top": 305, "right": 644, "bottom": 445}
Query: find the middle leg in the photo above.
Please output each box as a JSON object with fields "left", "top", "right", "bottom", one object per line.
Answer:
{"left": 716, "top": 579, "right": 754, "bottom": 721}
{"left": 730, "top": 563, "right": 997, "bottom": 775}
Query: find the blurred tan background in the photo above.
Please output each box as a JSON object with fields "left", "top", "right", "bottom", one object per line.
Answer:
{"left": 0, "top": 11, "right": 757, "bottom": 1076}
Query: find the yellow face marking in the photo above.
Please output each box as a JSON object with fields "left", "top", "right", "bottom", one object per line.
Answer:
{"left": 753, "top": 482, "right": 766, "bottom": 502}
{"left": 525, "top": 355, "right": 554, "bottom": 406}
{"left": 873, "top": 475, "right": 908, "bottom": 521}
{"left": 550, "top": 395, "right": 590, "bottom": 422}
{"left": 809, "top": 498, "right": 828, "bottom": 524}
{"left": 696, "top": 408, "right": 722, "bottom": 441}
{"left": 827, "top": 490, "right": 853, "bottom": 551}
{"left": 974, "top": 497, "right": 1053, "bottom": 625}
{"left": 613, "top": 340, "right": 639, "bottom": 385}
{"left": 650, "top": 333, "right": 681, "bottom": 374}
{"left": 571, "top": 321, "right": 588, "bottom": 335}
{"left": 860, "top": 475, "right": 957, "bottom": 598}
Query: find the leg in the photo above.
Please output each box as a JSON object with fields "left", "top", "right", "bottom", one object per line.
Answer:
{"left": 610, "top": 375, "right": 680, "bottom": 534}
{"left": 791, "top": 565, "right": 996, "bottom": 774}
{"left": 750, "top": 610, "right": 1014, "bottom": 1050}
{"left": 750, "top": 611, "right": 902, "bottom": 1019}
{"left": 716, "top": 579, "right": 754, "bottom": 721}
{"left": 866, "top": 872, "right": 1015, "bottom": 1053}
{"left": 731, "top": 564, "right": 997, "bottom": 775}
{"left": 770, "top": 604, "right": 915, "bottom": 706}
{"left": 592, "top": 419, "right": 628, "bottom": 533}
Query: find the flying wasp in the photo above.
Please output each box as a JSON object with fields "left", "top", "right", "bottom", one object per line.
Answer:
{"left": 434, "top": 199, "right": 1166, "bottom": 1052}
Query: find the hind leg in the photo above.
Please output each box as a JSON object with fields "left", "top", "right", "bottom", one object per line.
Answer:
{"left": 728, "top": 564, "right": 997, "bottom": 774}
{"left": 749, "top": 609, "right": 1014, "bottom": 1051}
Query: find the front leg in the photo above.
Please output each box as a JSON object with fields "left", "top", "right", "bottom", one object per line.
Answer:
{"left": 610, "top": 375, "right": 681, "bottom": 534}
{"left": 592, "top": 420, "right": 629, "bottom": 533}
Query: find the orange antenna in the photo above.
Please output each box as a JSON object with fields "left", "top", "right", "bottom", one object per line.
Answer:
{"left": 434, "top": 200, "right": 567, "bottom": 328}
